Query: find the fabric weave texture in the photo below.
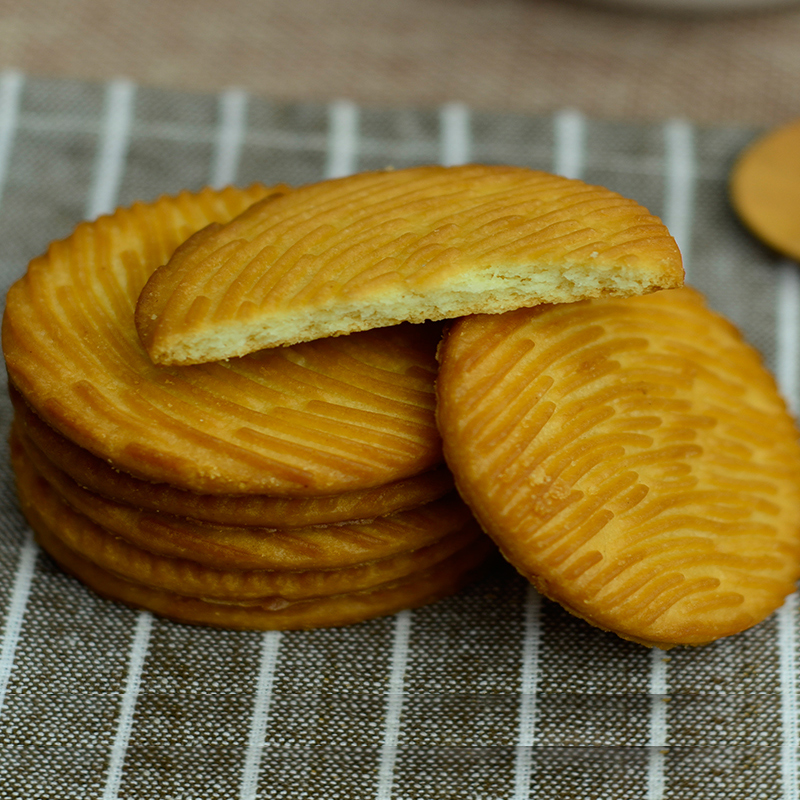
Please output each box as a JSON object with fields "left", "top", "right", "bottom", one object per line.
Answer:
{"left": 0, "top": 73, "right": 795, "bottom": 800}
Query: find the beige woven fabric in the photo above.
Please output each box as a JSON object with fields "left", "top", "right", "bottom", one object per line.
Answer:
{"left": 0, "top": 72, "right": 797, "bottom": 798}
{"left": 1, "top": 0, "right": 799, "bottom": 125}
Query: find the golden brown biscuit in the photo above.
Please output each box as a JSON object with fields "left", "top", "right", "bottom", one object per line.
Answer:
{"left": 33, "top": 514, "right": 495, "bottom": 631}
{"left": 730, "top": 118, "right": 800, "bottom": 262}
{"left": 436, "top": 287, "right": 800, "bottom": 647}
{"left": 3, "top": 187, "right": 444, "bottom": 495}
{"left": 135, "top": 164, "right": 683, "bottom": 365}
{"left": 11, "top": 434, "right": 483, "bottom": 601}
{"left": 12, "top": 390, "right": 453, "bottom": 527}
{"left": 11, "top": 421, "right": 473, "bottom": 571}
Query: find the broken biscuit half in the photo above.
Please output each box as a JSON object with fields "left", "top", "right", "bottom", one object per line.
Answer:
{"left": 136, "top": 164, "right": 683, "bottom": 366}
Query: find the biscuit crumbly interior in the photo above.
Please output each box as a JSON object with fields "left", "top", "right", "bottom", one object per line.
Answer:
{"left": 157, "top": 264, "right": 670, "bottom": 365}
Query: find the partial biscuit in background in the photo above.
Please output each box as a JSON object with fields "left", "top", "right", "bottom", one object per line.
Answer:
{"left": 2, "top": 187, "right": 444, "bottom": 496}
{"left": 135, "top": 164, "right": 683, "bottom": 365}
{"left": 436, "top": 286, "right": 800, "bottom": 648}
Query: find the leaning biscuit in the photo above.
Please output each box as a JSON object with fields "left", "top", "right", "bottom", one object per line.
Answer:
{"left": 135, "top": 164, "right": 683, "bottom": 365}
{"left": 436, "top": 287, "right": 800, "bottom": 648}
{"left": 2, "top": 186, "right": 444, "bottom": 495}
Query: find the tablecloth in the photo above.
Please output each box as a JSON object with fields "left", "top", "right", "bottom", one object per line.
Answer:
{"left": 0, "top": 72, "right": 797, "bottom": 799}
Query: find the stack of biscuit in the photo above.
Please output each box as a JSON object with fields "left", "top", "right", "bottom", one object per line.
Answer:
{"left": 2, "top": 184, "right": 492, "bottom": 630}
{"left": 7, "top": 164, "right": 800, "bottom": 646}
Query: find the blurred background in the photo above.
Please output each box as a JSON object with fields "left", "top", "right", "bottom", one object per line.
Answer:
{"left": 1, "top": 0, "right": 798, "bottom": 127}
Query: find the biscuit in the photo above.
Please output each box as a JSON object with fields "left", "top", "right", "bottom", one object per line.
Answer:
{"left": 135, "top": 164, "right": 683, "bottom": 365}
{"left": 12, "top": 390, "right": 453, "bottom": 527}
{"left": 32, "top": 514, "right": 495, "bottom": 631}
{"left": 2, "top": 187, "right": 444, "bottom": 495}
{"left": 436, "top": 287, "right": 800, "bottom": 647}
{"left": 11, "top": 433, "right": 483, "bottom": 601}
{"left": 12, "top": 422, "right": 473, "bottom": 571}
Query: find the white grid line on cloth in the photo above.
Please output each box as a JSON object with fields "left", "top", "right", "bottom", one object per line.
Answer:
{"left": 648, "top": 648, "right": 669, "bottom": 702}
{"left": 510, "top": 108, "right": 583, "bottom": 799}
{"left": 776, "top": 259, "right": 800, "bottom": 800}
{"left": 376, "top": 608, "right": 413, "bottom": 800}
{"left": 439, "top": 102, "right": 471, "bottom": 167}
{"left": 85, "top": 78, "right": 136, "bottom": 221}
{"left": 647, "top": 642, "right": 669, "bottom": 800}
{"left": 645, "top": 116, "right": 697, "bottom": 800}
{"left": 553, "top": 108, "right": 585, "bottom": 181}
{"left": 228, "top": 92, "right": 284, "bottom": 799}
{"left": 13, "top": 112, "right": 324, "bottom": 154}
{"left": 513, "top": 584, "right": 542, "bottom": 800}
{"left": 86, "top": 77, "right": 153, "bottom": 800}
{"left": 102, "top": 611, "right": 153, "bottom": 800}
{"left": 239, "top": 631, "right": 282, "bottom": 800}
{"left": 0, "top": 532, "right": 37, "bottom": 719}
{"left": 0, "top": 70, "right": 34, "bottom": 724}
{"left": 778, "top": 592, "right": 799, "bottom": 800}
{"left": 0, "top": 70, "right": 23, "bottom": 207}
{"left": 373, "top": 104, "right": 472, "bottom": 794}
{"left": 326, "top": 99, "right": 359, "bottom": 180}
{"left": 777, "top": 262, "right": 800, "bottom": 416}
{"left": 646, "top": 747, "right": 666, "bottom": 800}
{"left": 7, "top": 104, "right": 449, "bottom": 168}
{"left": 663, "top": 119, "right": 695, "bottom": 280}
{"left": 211, "top": 87, "right": 248, "bottom": 190}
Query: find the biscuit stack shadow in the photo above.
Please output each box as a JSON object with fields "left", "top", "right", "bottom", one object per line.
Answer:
{"left": 2, "top": 185, "right": 494, "bottom": 630}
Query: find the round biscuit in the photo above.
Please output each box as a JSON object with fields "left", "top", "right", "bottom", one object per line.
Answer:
{"left": 436, "top": 286, "right": 800, "bottom": 647}
{"left": 11, "top": 433, "right": 483, "bottom": 602}
{"left": 12, "top": 391, "right": 453, "bottom": 527}
{"left": 11, "top": 422, "right": 473, "bottom": 571}
{"left": 2, "top": 186, "right": 444, "bottom": 496}
{"left": 136, "top": 164, "right": 683, "bottom": 365}
{"left": 32, "top": 517, "right": 495, "bottom": 631}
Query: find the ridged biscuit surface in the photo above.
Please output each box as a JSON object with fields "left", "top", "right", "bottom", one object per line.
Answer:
{"left": 12, "top": 393, "right": 453, "bottom": 527}
{"left": 136, "top": 164, "right": 683, "bottom": 365}
{"left": 11, "top": 432, "right": 482, "bottom": 602}
{"left": 436, "top": 287, "right": 800, "bottom": 647}
{"left": 13, "top": 423, "right": 474, "bottom": 571}
{"left": 2, "top": 187, "right": 443, "bottom": 495}
{"left": 32, "top": 517, "right": 494, "bottom": 631}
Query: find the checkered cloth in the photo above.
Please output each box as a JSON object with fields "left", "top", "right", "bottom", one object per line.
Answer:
{"left": 0, "top": 72, "right": 796, "bottom": 799}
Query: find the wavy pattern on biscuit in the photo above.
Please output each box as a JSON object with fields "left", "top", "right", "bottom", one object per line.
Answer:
{"left": 136, "top": 165, "right": 682, "bottom": 364}
{"left": 10, "top": 423, "right": 472, "bottom": 571}
{"left": 12, "top": 391, "right": 453, "bottom": 527}
{"left": 437, "top": 287, "right": 800, "bottom": 647}
{"left": 2, "top": 186, "right": 443, "bottom": 495}
{"left": 33, "top": 516, "right": 495, "bottom": 631}
{"left": 11, "top": 433, "right": 481, "bottom": 601}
